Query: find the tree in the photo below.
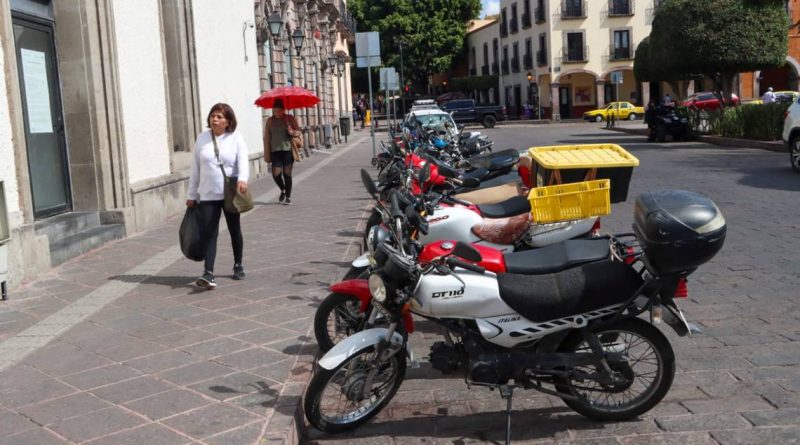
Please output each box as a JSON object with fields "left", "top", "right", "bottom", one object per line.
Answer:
{"left": 645, "top": 0, "right": 788, "bottom": 102}
{"left": 349, "top": 0, "right": 481, "bottom": 91}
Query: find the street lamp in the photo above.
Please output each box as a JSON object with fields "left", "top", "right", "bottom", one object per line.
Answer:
{"left": 327, "top": 54, "right": 337, "bottom": 74}
{"left": 267, "top": 12, "right": 283, "bottom": 41}
{"left": 526, "top": 71, "right": 534, "bottom": 119}
{"left": 292, "top": 28, "right": 305, "bottom": 56}
{"left": 336, "top": 57, "right": 345, "bottom": 76}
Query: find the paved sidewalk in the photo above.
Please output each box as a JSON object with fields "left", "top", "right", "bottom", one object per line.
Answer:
{"left": 0, "top": 136, "right": 372, "bottom": 445}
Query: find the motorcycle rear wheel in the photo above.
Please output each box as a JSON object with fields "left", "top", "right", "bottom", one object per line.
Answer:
{"left": 304, "top": 345, "right": 406, "bottom": 433}
{"left": 554, "top": 318, "right": 675, "bottom": 421}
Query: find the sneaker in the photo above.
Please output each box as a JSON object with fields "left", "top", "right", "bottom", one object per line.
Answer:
{"left": 233, "top": 264, "right": 246, "bottom": 280}
{"left": 283, "top": 197, "right": 291, "bottom": 206}
{"left": 196, "top": 272, "right": 216, "bottom": 290}
{"left": 278, "top": 192, "right": 286, "bottom": 203}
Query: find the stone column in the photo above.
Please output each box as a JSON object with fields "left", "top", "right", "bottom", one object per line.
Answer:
{"left": 550, "top": 83, "right": 561, "bottom": 121}
{"left": 640, "top": 81, "right": 650, "bottom": 106}
{"left": 596, "top": 81, "right": 605, "bottom": 108}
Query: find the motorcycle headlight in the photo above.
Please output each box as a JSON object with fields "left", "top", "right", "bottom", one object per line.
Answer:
{"left": 368, "top": 273, "right": 387, "bottom": 303}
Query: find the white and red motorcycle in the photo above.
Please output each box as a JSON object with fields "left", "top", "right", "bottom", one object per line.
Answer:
{"left": 304, "top": 189, "right": 726, "bottom": 442}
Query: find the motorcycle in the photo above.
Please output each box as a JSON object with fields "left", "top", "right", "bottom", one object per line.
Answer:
{"left": 304, "top": 188, "right": 726, "bottom": 442}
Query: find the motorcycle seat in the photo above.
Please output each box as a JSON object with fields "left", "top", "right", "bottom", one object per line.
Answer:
{"left": 478, "top": 195, "right": 531, "bottom": 218}
{"left": 471, "top": 213, "right": 530, "bottom": 245}
{"left": 496, "top": 260, "right": 643, "bottom": 323}
{"left": 467, "top": 149, "right": 520, "bottom": 170}
{"left": 459, "top": 167, "right": 490, "bottom": 182}
{"left": 503, "top": 239, "right": 609, "bottom": 275}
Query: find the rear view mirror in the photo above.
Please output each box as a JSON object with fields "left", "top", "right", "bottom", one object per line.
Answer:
{"left": 460, "top": 177, "right": 480, "bottom": 188}
{"left": 361, "top": 169, "right": 379, "bottom": 198}
{"left": 453, "top": 241, "right": 482, "bottom": 263}
{"left": 418, "top": 162, "right": 431, "bottom": 185}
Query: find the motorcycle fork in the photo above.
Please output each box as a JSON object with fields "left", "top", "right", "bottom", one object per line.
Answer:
{"left": 579, "top": 326, "right": 620, "bottom": 386}
{"left": 360, "top": 321, "right": 401, "bottom": 400}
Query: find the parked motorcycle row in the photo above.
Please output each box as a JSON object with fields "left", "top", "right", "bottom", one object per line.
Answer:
{"left": 302, "top": 117, "right": 728, "bottom": 443}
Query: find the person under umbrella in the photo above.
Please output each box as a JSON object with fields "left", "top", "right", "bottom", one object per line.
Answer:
{"left": 263, "top": 98, "right": 301, "bottom": 205}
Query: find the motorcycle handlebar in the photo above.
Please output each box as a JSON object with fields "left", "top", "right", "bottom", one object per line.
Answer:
{"left": 446, "top": 257, "right": 485, "bottom": 275}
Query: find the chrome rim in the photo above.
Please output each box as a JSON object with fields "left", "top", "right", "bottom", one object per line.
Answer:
{"left": 317, "top": 349, "right": 403, "bottom": 425}
{"left": 326, "top": 299, "right": 363, "bottom": 346}
{"left": 565, "top": 330, "right": 662, "bottom": 411}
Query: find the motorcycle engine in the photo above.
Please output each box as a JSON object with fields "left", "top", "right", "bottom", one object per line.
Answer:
{"left": 429, "top": 341, "right": 464, "bottom": 375}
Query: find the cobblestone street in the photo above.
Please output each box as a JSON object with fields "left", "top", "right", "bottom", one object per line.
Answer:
{"left": 1, "top": 125, "right": 799, "bottom": 445}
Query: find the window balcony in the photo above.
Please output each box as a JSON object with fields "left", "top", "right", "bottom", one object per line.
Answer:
{"left": 608, "top": 0, "right": 634, "bottom": 16}
{"left": 482, "top": 65, "right": 490, "bottom": 75}
{"left": 492, "top": 62, "right": 499, "bottom": 74}
{"left": 561, "top": 1, "right": 586, "bottom": 19}
{"left": 536, "top": 49, "right": 547, "bottom": 66}
{"left": 469, "top": 67, "right": 477, "bottom": 76}
{"left": 609, "top": 44, "right": 635, "bottom": 61}
{"left": 510, "top": 16, "right": 518, "bottom": 33}
{"left": 522, "top": 12, "right": 532, "bottom": 28}
{"left": 535, "top": 6, "right": 546, "bottom": 23}
{"left": 523, "top": 53, "right": 533, "bottom": 69}
{"left": 500, "top": 21, "right": 509, "bottom": 37}
{"left": 511, "top": 57, "right": 520, "bottom": 72}
{"left": 501, "top": 59, "right": 510, "bottom": 74}
{"left": 563, "top": 45, "right": 588, "bottom": 63}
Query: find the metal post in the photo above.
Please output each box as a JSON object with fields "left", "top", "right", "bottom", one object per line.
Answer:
{"left": 615, "top": 72, "right": 620, "bottom": 127}
{"left": 367, "top": 64, "right": 376, "bottom": 157}
{"left": 399, "top": 42, "right": 405, "bottom": 115}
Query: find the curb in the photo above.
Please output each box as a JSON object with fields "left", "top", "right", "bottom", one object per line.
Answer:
{"left": 605, "top": 126, "right": 786, "bottom": 153}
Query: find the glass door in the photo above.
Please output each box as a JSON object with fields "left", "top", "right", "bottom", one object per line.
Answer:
{"left": 13, "top": 15, "right": 71, "bottom": 218}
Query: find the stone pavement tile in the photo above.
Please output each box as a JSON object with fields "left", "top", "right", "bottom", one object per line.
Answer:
{"left": 157, "top": 360, "right": 235, "bottom": 386}
{"left": 188, "top": 371, "right": 278, "bottom": 401}
{"left": 750, "top": 381, "right": 800, "bottom": 408}
{"left": 0, "top": 428, "right": 69, "bottom": 445}
{"left": 179, "top": 337, "right": 250, "bottom": 359}
{"left": 618, "top": 432, "right": 718, "bottom": 445}
{"left": 204, "top": 422, "right": 263, "bottom": 445}
{"left": 248, "top": 358, "right": 296, "bottom": 383}
{"left": 95, "top": 336, "right": 169, "bottom": 362}
{"left": 0, "top": 373, "right": 77, "bottom": 409}
{"left": 125, "top": 319, "right": 188, "bottom": 340}
{"left": 59, "top": 363, "right": 142, "bottom": 390}
{"left": 553, "top": 439, "right": 624, "bottom": 445}
{"left": 161, "top": 403, "right": 262, "bottom": 439}
{"left": 148, "top": 304, "right": 208, "bottom": 321}
{"left": 47, "top": 406, "right": 146, "bottom": 443}
{"left": 655, "top": 413, "right": 751, "bottom": 432}
{"left": 227, "top": 391, "right": 279, "bottom": 415}
{"left": 90, "top": 375, "right": 175, "bottom": 404}
{"left": 731, "top": 366, "right": 800, "bottom": 382}
{"left": 681, "top": 395, "right": 775, "bottom": 414}
{"left": 779, "top": 379, "right": 800, "bottom": 392}
{"left": 58, "top": 322, "right": 133, "bottom": 351}
{"left": 176, "top": 311, "right": 236, "bottom": 329}
{"left": 711, "top": 427, "right": 800, "bottom": 445}
{"left": 83, "top": 423, "right": 193, "bottom": 445}
{"left": 97, "top": 312, "right": 162, "bottom": 331}
{"left": 202, "top": 319, "right": 266, "bottom": 336}
{"left": 742, "top": 407, "right": 800, "bottom": 426}
{"left": 22, "top": 341, "right": 114, "bottom": 377}
{"left": 124, "top": 349, "right": 197, "bottom": 373}
{"left": 748, "top": 352, "right": 800, "bottom": 367}
{"left": 0, "top": 407, "right": 39, "bottom": 436}
{"left": 215, "top": 347, "right": 297, "bottom": 371}
{"left": 233, "top": 326, "right": 300, "bottom": 346}
{"left": 154, "top": 328, "right": 218, "bottom": 348}
{"left": 190, "top": 296, "right": 253, "bottom": 312}
{"left": 123, "top": 388, "right": 212, "bottom": 420}
{"left": 307, "top": 435, "right": 394, "bottom": 445}
{"left": 17, "top": 392, "right": 112, "bottom": 426}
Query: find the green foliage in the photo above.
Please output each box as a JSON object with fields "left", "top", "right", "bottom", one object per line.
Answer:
{"left": 349, "top": 0, "right": 482, "bottom": 89}
{"left": 450, "top": 75, "right": 498, "bottom": 91}
{"left": 687, "top": 103, "right": 790, "bottom": 140}
{"left": 633, "top": 37, "right": 653, "bottom": 82}
{"left": 647, "top": 0, "right": 788, "bottom": 97}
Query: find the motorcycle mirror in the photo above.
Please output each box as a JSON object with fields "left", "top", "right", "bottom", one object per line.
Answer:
{"left": 389, "top": 191, "right": 404, "bottom": 218}
{"left": 453, "top": 241, "right": 482, "bottom": 263}
{"left": 436, "top": 163, "right": 458, "bottom": 179}
{"left": 418, "top": 162, "right": 431, "bottom": 185}
{"left": 461, "top": 177, "right": 481, "bottom": 188}
{"left": 361, "top": 169, "right": 379, "bottom": 198}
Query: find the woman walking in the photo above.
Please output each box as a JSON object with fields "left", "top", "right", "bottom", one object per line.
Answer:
{"left": 187, "top": 103, "right": 250, "bottom": 290}
{"left": 263, "top": 99, "right": 300, "bottom": 205}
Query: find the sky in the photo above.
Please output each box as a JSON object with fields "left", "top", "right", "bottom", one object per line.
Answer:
{"left": 481, "top": 0, "right": 500, "bottom": 17}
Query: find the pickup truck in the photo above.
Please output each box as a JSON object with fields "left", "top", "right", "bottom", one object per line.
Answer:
{"left": 440, "top": 99, "right": 507, "bottom": 128}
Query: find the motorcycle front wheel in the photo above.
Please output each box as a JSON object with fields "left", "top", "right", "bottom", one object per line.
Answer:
{"left": 314, "top": 293, "right": 366, "bottom": 352}
{"left": 304, "top": 345, "right": 406, "bottom": 433}
{"left": 555, "top": 318, "right": 675, "bottom": 421}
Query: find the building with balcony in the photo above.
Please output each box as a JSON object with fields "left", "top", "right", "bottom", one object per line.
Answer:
{"left": 468, "top": 0, "right": 657, "bottom": 120}
{"left": 0, "top": 0, "right": 353, "bottom": 288}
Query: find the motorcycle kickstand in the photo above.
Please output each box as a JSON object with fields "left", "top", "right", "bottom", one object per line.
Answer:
{"left": 499, "top": 385, "right": 516, "bottom": 445}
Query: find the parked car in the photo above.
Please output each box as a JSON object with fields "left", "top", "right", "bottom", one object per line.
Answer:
{"left": 582, "top": 101, "right": 645, "bottom": 122}
{"left": 410, "top": 99, "right": 440, "bottom": 112}
{"left": 682, "top": 92, "right": 740, "bottom": 110}
{"left": 781, "top": 98, "right": 800, "bottom": 172}
{"left": 749, "top": 91, "right": 799, "bottom": 105}
{"left": 404, "top": 108, "right": 459, "bottom": 138}
{"left": 440, "top": 99, "right": 507, "bottom": 128}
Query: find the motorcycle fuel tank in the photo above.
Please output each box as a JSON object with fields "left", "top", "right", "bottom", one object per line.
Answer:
{"left": 412, "top": 270, "right": 516, "bottom": 319}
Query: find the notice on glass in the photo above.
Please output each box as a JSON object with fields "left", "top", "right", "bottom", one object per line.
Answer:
{"left": 20, "top": 48, "right": 53, "bottom": 134}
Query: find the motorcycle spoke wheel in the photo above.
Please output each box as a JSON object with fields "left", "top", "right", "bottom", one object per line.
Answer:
{"left": 555, "top": 319, "right": 675, "bottom": 421}
{"left": 305, "top": 346, "right": 406, "bottom": 433}
{"left": 314, "top": 294, "right": 366, "bottom": 353}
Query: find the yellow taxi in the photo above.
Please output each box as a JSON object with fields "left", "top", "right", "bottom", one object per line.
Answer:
{"left": 583, "top": 101, "right": 645, "bottom": 122}
{"left": 749, "top": 91, "right": 799, "bottom": 105}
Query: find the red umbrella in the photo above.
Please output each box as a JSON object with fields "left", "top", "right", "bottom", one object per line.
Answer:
{"left": 254, "top": 86, "right": 320, "bottom": 110}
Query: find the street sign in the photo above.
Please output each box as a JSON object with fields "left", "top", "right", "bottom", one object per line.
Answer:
{"left": 611, "top": 71, "right": 624, "bottom": 84}
{"left": 356, "top": 32, "right": 381, "bottom": 68}
{"left": 379, "top": 67, "right": 396, "bottom": 91}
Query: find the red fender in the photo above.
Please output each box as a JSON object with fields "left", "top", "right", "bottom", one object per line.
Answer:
{"left": 329, "top": 279, "right": 415, "bottom": 334}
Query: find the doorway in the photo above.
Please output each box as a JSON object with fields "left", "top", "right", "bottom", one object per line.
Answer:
{"left": 513, "top": 85, "right": 522, "bottom": 119}
{"left": 13, "top": 14, "right": 71, "bottom": 218}
{"left": 559, "top": 85, "right": 571, "bottom": 118}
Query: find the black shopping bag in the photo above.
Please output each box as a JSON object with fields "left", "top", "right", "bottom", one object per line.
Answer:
{"left": 179, "top": 207, "right": 206, "bottom": 261}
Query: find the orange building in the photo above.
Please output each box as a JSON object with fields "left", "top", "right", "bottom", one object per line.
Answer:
{"left": 740, "top": 1, "right": 799, "bottom": 99}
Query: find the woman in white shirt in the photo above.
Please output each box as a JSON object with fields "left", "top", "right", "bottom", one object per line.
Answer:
{"left": 186, "top": 103, "right": 249, "bottom": 289}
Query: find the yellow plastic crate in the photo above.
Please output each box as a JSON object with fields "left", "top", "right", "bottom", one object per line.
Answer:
{"left": 528, "top": 180, "right": 611, "bottom": 223}
{"left": 528, "top": 144, "right": 640, "bottom": 169}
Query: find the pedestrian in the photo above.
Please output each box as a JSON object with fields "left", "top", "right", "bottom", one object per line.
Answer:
{"left": 663, "top": 93, "right": 674, "bottom": 107}
{"left": 186, "top": 103, "right": 249, "bottom": 290}
{"left": 645, "top": 98, "right": 658, "bottom": 142}
{"left": 358, "top": 98, "right": 366, "bottom": 128}
{"left": 762, "top": 87, "right": 775, "bottom": 104}
{"left": 263, "top": 98, "right": 300, "bottom": 206}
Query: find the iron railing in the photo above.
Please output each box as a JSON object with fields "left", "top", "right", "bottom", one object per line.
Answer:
{"left": 536, "top": 49, "right": 547, "bottom": 66}
{"left": 608, "top": 0, "right": 634, "bottom": 16}
{"left": 561, "top": 1, "right": 586, "bottom": 19}
{"left": 511, "top": 56, "right": 520, "bottom": 72}
{"left": 535, "top": 6, "right": 546, "bottom": 23}
{"left": 563, "top": 45, "right": 588, "bottom": 62}
{"left": 609, "top": 44, "right": 635, "bottom": 60}
{"left": 523, "top": 53, "right": 533, "bottom": 69}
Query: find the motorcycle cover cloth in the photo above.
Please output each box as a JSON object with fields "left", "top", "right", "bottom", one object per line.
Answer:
{"left": 179, "top": 207, "right": 206, "bottom": 261}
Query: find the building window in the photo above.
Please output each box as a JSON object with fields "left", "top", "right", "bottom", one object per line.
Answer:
{"left": 483, "top": 43, "right": 490, "bottom": 74}
{"left": 284, "top": 47, "right": 294, "bottom": 85}
{"left": 510, "top": 3, "right": 519, "bottom": 33}
{"left": 470, "top": 46, "right": 477, "bottom": 75}
{"left": 536, "top": 0, "right": 546, "bottom": 23}
{"left": 522, "top": 0, "right": 532, "bottom": 27}
{"left": 537, "top": 33, "right": 547, "bottom": 66}
{"left": 512, "top": 42, "right": 520, "bottom": 72}
{"left": 609, "top": 0, "right": 634, "bottom": 16}
{"left": 492, "top": 38, "right": 500, "bottom": 74}
{"left": 501, "top": 8, "right": 508, "bottom": 36}
{"left": 565, "top": 32, "right": 586, "bottom": 62}
{"left": 611, "top": 29, "right": 632, "bottom": 60}
{"left": 502, "top": 45, "right": 509, "bottom": 74}
{"left": 562, "top": 0, "right": 585, "bottom": 19}
{"left": 524, "top": 38, "right": 533, "bottom": 69}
